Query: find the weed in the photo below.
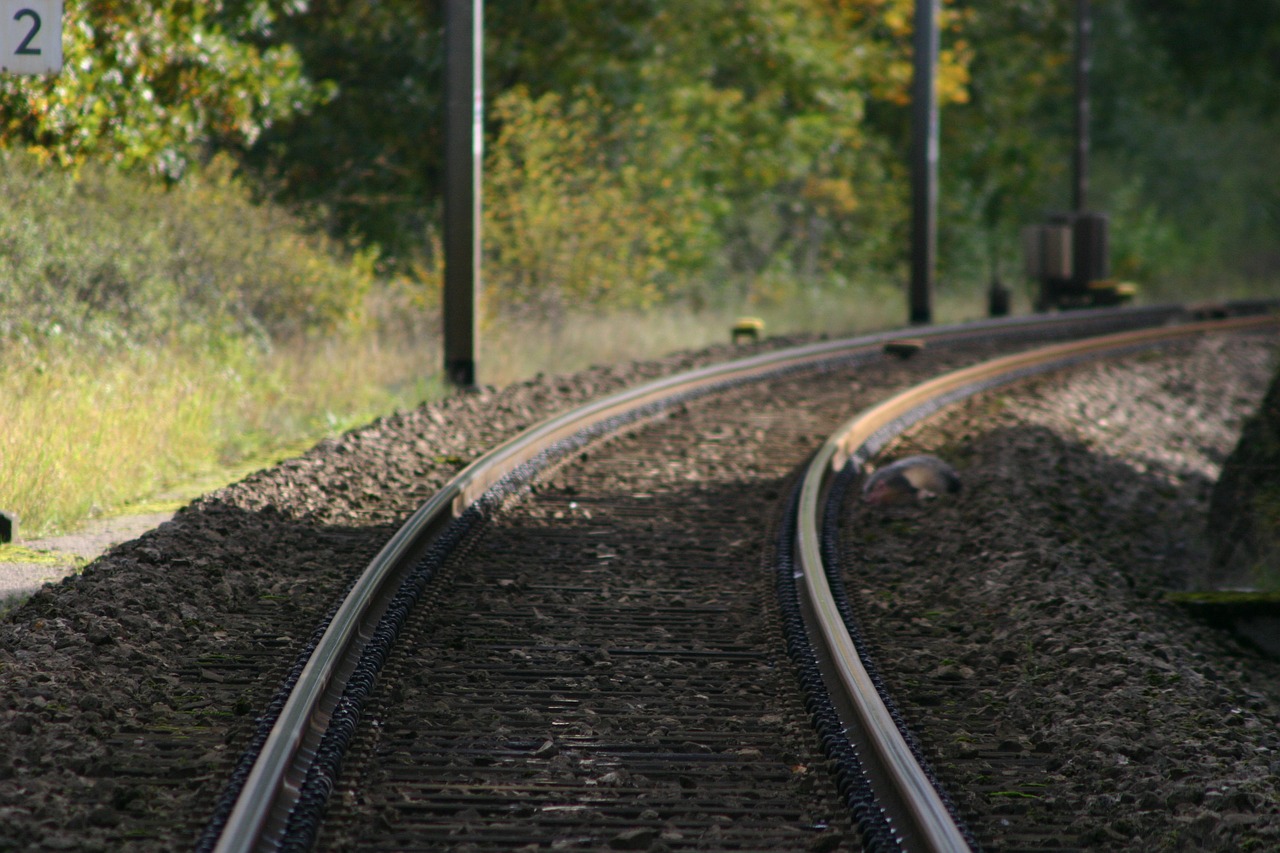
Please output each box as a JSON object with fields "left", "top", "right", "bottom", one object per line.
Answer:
{"left": 0, "top": 545, "right": 87, "bottom": 568}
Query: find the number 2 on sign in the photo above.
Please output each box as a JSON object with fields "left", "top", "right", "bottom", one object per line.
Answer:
{"left": 1, "top": 0, "right": 61, "bottom": 74}
{"left": 14, "top": 9, "right": 40, "bottom": 55}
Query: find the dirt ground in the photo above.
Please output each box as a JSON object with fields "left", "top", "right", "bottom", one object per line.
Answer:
{"left": 0, "top": 512, "right": 174, "bottom": 604}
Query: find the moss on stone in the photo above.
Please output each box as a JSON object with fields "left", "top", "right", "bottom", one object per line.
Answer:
{"left": 1165, "top": 590, "right": 1280, "bottom": 607}
{"left": 0, "top": 545, "right": 86, "bottom": 568}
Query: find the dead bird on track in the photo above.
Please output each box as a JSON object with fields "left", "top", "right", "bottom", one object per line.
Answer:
{"left": 862, "top": 454, "right": 961, "bottom": 506}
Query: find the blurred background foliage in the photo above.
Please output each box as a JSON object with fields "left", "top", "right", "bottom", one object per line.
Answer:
{"left": 1, "top": 0, "right": 1276, "bottom": 338}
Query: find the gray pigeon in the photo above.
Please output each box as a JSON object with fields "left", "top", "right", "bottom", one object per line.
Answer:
{"left": 862, "top": 454, "right": 961, "bottom": 505}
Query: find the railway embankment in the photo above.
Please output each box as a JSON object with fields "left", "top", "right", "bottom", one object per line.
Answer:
{"left": 1207, "top": 362, "right": 1280, "bottom": 590}
{"left": 0, "top": 320, "right": 1277, "bottom": 850}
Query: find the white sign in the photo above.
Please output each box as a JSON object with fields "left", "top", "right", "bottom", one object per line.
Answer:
{"left": 0, "top": 1, "right": 60, "bottom": 75}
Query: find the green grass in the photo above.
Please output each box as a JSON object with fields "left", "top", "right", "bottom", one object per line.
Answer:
{"left": 479, "top": 275, "right": 1024, "bottom": 387}
{"left": 5, "top": 264, "right": 1275, "bottom": 543}
{"left": 0, "top": 149, "right": 439, "bottom": 538}
{"left": 0, "top": 545, "right": 87, "bottom": 567}
{"left": 0, "top": 278, "right": 988, "bottom": 541}
{"left": 0, "top": 331, "right": 443, "bottom": 537}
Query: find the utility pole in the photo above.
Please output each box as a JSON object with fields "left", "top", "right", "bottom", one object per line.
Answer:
{"left": 443, "top": 0, "right": 482, "bottom": 388}
{"left": 1073, "top": 0, "right": 1090, "bottom": 212}
{"left": 909, "top": 0, "right": 940, "bottom": 326}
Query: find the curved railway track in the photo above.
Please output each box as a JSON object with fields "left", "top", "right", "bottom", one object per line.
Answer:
{"left": 791, "top": 314, "right": 1279, "bottom": 851}
{"left": 189, "top": 304, "right": 1278, "bottom": 852}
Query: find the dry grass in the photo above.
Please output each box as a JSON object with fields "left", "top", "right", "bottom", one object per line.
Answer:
{"left": 6, "top": 270, "right": 1271, "bottom": 541}
{"left": 0, "top": 282, "right": 933, "bottom": 538}
{"left": 479, "top": 279, "right": 1011, "bottom": 387}
{"left": 0, "top": 333, "right": 440, "bottom": 537}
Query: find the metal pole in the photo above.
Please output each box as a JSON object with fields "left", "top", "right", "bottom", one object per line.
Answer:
{"left": 443, "top": 0, "right": 482, "bottom": 388}
{"left": 909, "top": 0, "right": 940, "bottom": 326}
{"left": 1073, "top": 0, "right": 1090, "bottom": 213}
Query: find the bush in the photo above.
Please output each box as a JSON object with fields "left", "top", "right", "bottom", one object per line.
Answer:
{"left": 0, "top": 152, "right": 375, "bottom": 347}
{"left": 0, "top": 151, "right": 439, "bottom": 535}
{"left": 483, "top": 87, "right": 708, "bottom": 317}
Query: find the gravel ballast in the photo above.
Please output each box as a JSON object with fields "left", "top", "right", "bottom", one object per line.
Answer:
{"left": 0, "top": 337, "right": 819, "bottom": 851}
{"left": 840, "top": 332, "right": 1280, "bottom": 850}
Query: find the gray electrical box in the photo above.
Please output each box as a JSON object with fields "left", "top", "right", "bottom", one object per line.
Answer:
{"left": 1072, "top": 212, "right": 1110, "bottom": 284}
{"left": 1023, "top": 223, "right": 1074, "bottom": 280}
{"left": 1024, "top": 211, "right": 1122, "bottom": 310}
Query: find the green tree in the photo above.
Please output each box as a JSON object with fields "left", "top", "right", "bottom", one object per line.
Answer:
{"left": 0, "top": 0, "right": 321, "bottom": 178}
{"left": 1129, "top": 0, "right": 1280, "bottom": 118}
{"left": 238, "top": 1, "right": 443, "bottom": 253}
{"left": 244, "top": 0, "right": 974, "bottom": 299}
{"left": 1090, "top": 0, "right": 1280, "bottom": 285}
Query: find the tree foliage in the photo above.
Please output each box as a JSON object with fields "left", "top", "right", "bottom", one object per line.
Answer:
{"left": 0, "top": 0, "right": 322, "bottom": 178}
{"left": 1130, "top": 0, "right": 1280, "bottom": 117}
{"left": 1089, "top": 0, "right": 1280, "bottom": 285}
{"left": 1, "top": 0, "right": 1275, "bottom": 316}
{"left": 236, "top": 0, "right": 442, "bottom": 247}
{"left": 244, "top": 0, "right": 976, "bottom": 308}
{"left": 0, "top": 151, "right": 375, "bottom": 346}
{"left": 932, "top": 0, "right": 1074, "bottom": 277}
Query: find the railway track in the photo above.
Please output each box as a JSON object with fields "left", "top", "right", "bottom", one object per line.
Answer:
{"left": 189, "top": 303, "right": 1278, "bottom": 852}
{"left": 0, "top": 304, "right": 1276, "bottom": 851}
{"left": 791, "top": 314, "right": 1279, "bottom": 851}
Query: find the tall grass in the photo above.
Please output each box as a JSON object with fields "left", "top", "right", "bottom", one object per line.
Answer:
{"left": 5, "top": 259, "right": 1273, "bottom": 541}
{"left": 479, "top": 276, "right": 1014, "bottom": 386}
{"left": 0, "top": 149, "right": 426, "bottom": 536}
{"left": 0, "top": 331, "right": 441, "bottom": 536}
{"left": 0, "top": 267, "right": 989, "bottom": 539}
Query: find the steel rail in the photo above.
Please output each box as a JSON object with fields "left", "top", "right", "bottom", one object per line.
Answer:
{"left": 794, "top": 312, "right": 1279, "bottom": 853}
{"left": 207, "top": 302, "right": 1238, "bottom": 853}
